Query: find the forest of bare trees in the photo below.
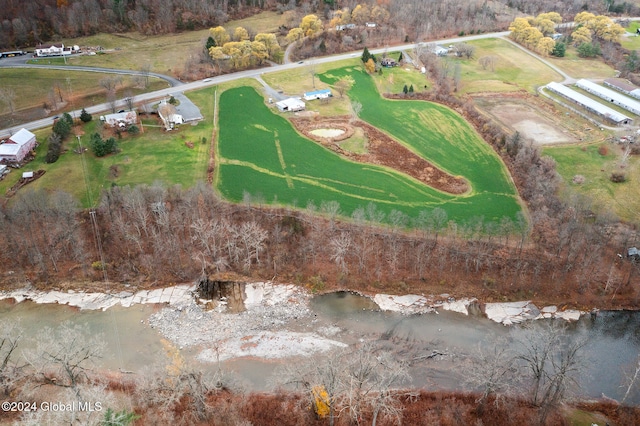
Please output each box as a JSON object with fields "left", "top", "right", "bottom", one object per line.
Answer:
{"left": 3, "top": 0, "right": 639, "bottom": 50}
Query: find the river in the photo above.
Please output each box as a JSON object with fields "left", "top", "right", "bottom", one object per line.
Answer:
{"left": 1, "top": 292, "right": 639, "bottom": 404}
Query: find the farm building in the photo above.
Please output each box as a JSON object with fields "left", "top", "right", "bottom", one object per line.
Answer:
{"left": 304, "top": 89, "right": 332, "bottom": 101}
{"left": 336, "top": 24, "right": 356, "bottom": 31}
{"left": 0, "top": 128, "right": 37, "bottom": 163}
{"left": 34, "top": 44, "right": 79, "bottom": 57}
{"left": 604, "top": 78, "right": 640, "bottom": 101}
{"left": 546, "top": 82, "right": 632, "bottom": 125}
{"left": 575, "top": 79, "right": 640, "bottom": 116}
{"left": 629, "top": 247, "right": 640, "bottom": 261}
{"left": 275, "top": 98, "right": 305, "bottom": 112}
{"left": 100, "top": 111, "right": 138, "bottom": 128}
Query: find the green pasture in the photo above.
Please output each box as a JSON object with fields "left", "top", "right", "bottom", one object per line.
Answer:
{"left": 456, "top": 38, "right": 562, "bottom": 94}
{"left": 1, "top": 89, "right": 214, "bottom": 207}
{"left": 216, "top": 76, "right": 522, "bottom": 225}
{"left": 543, "top": 143, "right": 640, "bottom": 223}
{"left": 545, "top": 47, "right": 616, "bottom": 80}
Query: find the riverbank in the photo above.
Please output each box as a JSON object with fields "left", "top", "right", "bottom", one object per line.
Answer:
{"left": 0, "top": 281, "right": 590, "bottom": 362}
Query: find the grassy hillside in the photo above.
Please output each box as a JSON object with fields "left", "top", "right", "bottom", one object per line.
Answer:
{"left": 216, "top": 71, "right": 522, "bottom": 225}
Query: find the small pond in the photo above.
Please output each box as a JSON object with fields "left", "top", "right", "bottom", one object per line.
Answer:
{"left": 310, "top": 128, "right": 345, "bottom": 137}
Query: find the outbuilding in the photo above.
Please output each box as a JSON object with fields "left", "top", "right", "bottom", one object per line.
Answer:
{"left": 275, "top": 98, "right": 305, "bottom": 112}
{"left": 0, "top": 128, "right": 37, "bottom": 163}
{"left": 303, "top": 89, "right": 332, "bottom": 101}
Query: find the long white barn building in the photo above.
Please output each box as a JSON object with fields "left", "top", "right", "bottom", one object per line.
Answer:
{"left": 546, "top": 82, "right": 632, "bottom": 125}
{"left": 575, "top": 79, "right": 640, "bottom": 116}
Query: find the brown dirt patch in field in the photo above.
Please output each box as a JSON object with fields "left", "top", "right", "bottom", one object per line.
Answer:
{"left": 473, "top": 93, "right": 578, "bottom": 145}
{"left": 291, "top": 115, "right": 469, "bottom": 195}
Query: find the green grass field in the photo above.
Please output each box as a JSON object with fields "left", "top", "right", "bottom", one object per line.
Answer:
{"left": 457, "top": 38, "right": 563, "bottom": 94}
{"left": 216, "top": 71, "right": 522, "bottom": 225}
{"left": 543, "top": 143, "right": 640, "bottom": 222}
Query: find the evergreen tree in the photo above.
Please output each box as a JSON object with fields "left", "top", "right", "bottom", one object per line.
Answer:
{"left": 361, "top": 46, "right": 371, "bottom": 63}
{"left": 53, "top": 117, "right": 71, "bottom": 139}
{"left": 551, "top": 42, "right": 566, "bottom": 57}
{"left": 62, "top": 112, "right": 73, "bottom": 127}
{"left": 409, "top": 84, "right": 414, "bottom": 95}
{"left": 403, "top": 84, "right": 408, "bottom": 95}
{"left": 80, "top": 108, "right": 92, "bottom": 123}
{"left": 205, "top": 36, "right": 216, "bottom": 50}
{"left": 319, "top": 39, "right": 326, "bottom": 53}
{"left": 398, "top": 51, "right": 403, "bottom": 62}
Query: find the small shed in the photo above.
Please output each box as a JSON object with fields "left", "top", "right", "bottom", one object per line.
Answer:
{"left": 433, "top": 45, "right": 449, "bottom": 56}
{"left": 276, "top": 98, "right": 305, "bottom": 112}
{"left": 304, "top": 89, "right": 332, "bottom": 101}
{"left": 381, "top": 58, "right": 397, "bottom": 67}
{"left": 22, "top": 171, "right": 34, "bottom": 179}
{"left": 628, "top": 247, "right": 640, "bottom": 261}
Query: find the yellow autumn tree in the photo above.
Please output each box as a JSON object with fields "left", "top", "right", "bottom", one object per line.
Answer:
{"left": 286, "top": 27, "right": 304, "bottom": 43}
{"left": 300, "top": 14, "right": 324, "bottom": 38}
{"left": 509, "top": 17, "right": 532, "bottom": 44}
{"left": 364, "top": 58, "right": 376, "bottom": 73}
{"left": 351, "top": 4, "right": 371, "bottom": 25}
{"left": 537, "top": 37, "right": 556, "bottom": 56}
{"left": 571, "top": 26, "right": 592, "bottom": 46}
{"left": 233, "top": 26, "right": 250, "bottom": 41}
{"left": 209, "top": 26, "right": 230, "bottom": 47}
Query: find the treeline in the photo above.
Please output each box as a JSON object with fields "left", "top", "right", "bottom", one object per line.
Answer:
{"left": 0, "top": 174, "right": 638, "bottom": 307}
{"left": 0, "top": 0, "right": 284, "bottom": 49}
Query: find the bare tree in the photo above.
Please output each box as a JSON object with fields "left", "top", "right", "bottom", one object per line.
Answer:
{"left": 23, "top": 322, "right": 106, "bottom": 393}
{"left": 0, "top": 322, "right": 23, "bottom": 396}
{"left": 456, "top": 42, "right": 476, "bottom": 59}
{"left": 463, "top": 337, "right": 517, "bottom": 411}
{"left": 479, "top": 55, "right": 498, "bottom": 71}
{"left": 350, "top": 100, "right": 363, "bottom": 123}
{"left": 620, "top": 354, "right": 640, "bottom": 406}
{"left": 512, "top": 322, "right": 588, "bottom": 425}
{"left": 329, "top": 232, "right": 352, "bottom": 275}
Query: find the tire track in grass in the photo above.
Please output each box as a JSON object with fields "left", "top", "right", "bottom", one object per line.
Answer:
{"left": 273, "top": 131, "right": 294, "bottom": 189}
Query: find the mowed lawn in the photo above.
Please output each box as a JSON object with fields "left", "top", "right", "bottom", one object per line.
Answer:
{"left": 2, "top": 89, "right": 215, "bottom": 207}
{"left": 543, "top": 143, "right": 640, "bottom": 223}
{"left": 457, "top": 38, "right": 562, "bottom": 94}
{"left": 216, "top": 77, "right": 522, "bottom": 224}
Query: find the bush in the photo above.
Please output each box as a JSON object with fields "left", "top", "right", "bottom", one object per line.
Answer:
{"left": 598, "top": 145, "right": 608, "bottom": 156}
{"left": 572, "top": 174, "right": 586, "bottom": 184}
{"left": 127, "top": 124, "right": 139, "bottom": 135}
{"left": 610, "top": 172, "right": 626, "bottom": 183}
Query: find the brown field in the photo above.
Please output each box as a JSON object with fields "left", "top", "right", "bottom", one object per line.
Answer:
{"left": 473, "top": 93, "right": 608, "bottom": 145}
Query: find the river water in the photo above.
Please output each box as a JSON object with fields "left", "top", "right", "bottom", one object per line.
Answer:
{"left": 1, "top": 292, "right": 639, "bottom": 403}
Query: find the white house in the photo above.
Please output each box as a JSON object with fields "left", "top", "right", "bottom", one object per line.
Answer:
{"left": 157, "top": 101, "right": 183, "bottom": 130}
{"left": 35, "top": 43, "right": 65, "bottom": 57}
{"left": 433, "top": 45, "right": 449, "bottom": 56}
{"left": 100, "top": 111, "right": 138, "bottom": 128}
{"left": 0, "top": 128, "right": 37, "bottom": 163}
{"left": 303, "top": 89, "right": 332, "bottom": 101}
{"left": 275, "top": 98, "right": 305, "bottom": 112}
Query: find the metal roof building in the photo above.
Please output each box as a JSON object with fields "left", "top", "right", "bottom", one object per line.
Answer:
{"left": 303, "top": 89, "right": 332, "bottom": 101}
{"left": 275, "top": 98, "right": 305, "bottom": 112}
{"left": 575, "top": 79, "right": 640, "bottom": 116}
{"left": 604, "top": 78, "right": 640, "bottom": 101}
{"left": 546, "top": 82, "right": 632, "bottom": 125}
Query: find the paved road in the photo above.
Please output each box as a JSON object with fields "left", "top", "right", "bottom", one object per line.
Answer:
{"left": 0, "top": 54, "right": 184, "bottom": 87}
{"left": 0, "top": 28, "right": 602, "bottom": 138}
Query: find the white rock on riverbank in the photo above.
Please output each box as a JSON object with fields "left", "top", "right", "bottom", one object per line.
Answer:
{"left": 485, "top": 301, "right": 584, "bottom": 325}
{"left": 0, "top": 284, "right": 196, "bottom": 311}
